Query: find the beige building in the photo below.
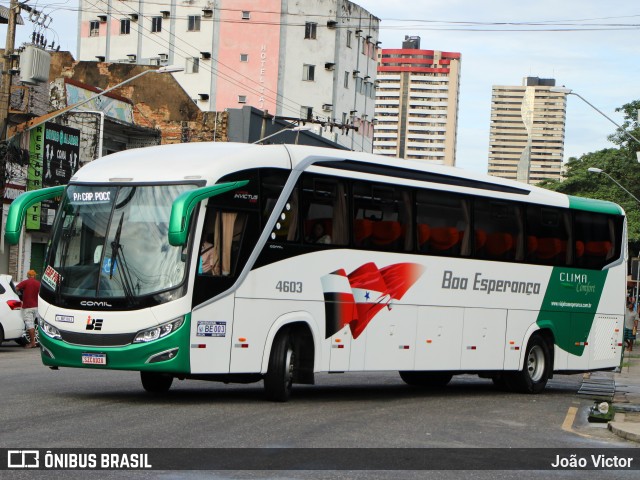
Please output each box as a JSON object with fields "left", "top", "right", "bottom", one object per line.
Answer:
{"left": 488, "top": 77, "right": 566, "bottom": 184}
{"left": 373, "top": 36, "right": 460, "bottom": 165}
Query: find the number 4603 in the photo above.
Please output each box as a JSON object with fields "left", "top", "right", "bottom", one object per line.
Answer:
{"left": 275, "top": 281, "right": 303, "bottom": 293}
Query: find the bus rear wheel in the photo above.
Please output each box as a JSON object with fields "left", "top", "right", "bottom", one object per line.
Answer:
{"left": 506, "top": 335, "right": 550, "bottom": 394}
{"left": 141, "top": 372, "right": 173, "bottom": 394}
{"left": 264, "top": 331, "right": 295, "bottom": 402}
{"left": 399, "top": 371, "right": 453, "bottom": 388}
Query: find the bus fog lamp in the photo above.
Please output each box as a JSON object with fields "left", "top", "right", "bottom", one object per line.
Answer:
{"left": 41, "top": 320, "right": 62, "bottom": 340}
{"left": 133, "top": 317, "right": 185, "bottom": 343}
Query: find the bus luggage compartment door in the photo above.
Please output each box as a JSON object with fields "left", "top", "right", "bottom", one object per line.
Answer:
{"left": 460, "top": 308, "right": 507, "bottom": 370}
{"left": 189, "top": 294, "right": 235, "bottom": 374}
{"left": 329, "top": 325, "right": 351, "bottom": 372}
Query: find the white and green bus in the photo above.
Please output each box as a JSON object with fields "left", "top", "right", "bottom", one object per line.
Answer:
{"left": 6, "top": 143, "right": 626, "bottom": 401}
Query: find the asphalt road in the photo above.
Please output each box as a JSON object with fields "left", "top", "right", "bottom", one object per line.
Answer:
{"left": 0, "top": 342, "right": 636, "bottom": 479}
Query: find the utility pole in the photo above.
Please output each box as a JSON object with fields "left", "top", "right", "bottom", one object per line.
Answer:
{"left": 0, "top": 0, "right": 20, "bottom": 140}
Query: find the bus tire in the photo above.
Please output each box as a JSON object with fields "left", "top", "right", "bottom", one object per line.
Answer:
{"left": 399, "top": 371, "right": 453, "bottom": 388}
{"left": 507, "top": 335, "right": 550, "bottom": 394}
{"left": 140, "top": 372, "right": 173, "bottom": 394}
{"left": 264, "top": 331, "right": 295, "bottom": 402}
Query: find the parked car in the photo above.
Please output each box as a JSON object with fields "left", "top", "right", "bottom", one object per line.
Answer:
{"left": 0, "top": 274, "right": 26, "bottom": 345}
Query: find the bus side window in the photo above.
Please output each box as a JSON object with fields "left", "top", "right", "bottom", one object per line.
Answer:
{"left": 574, "top": 211, "right": 617, "bottom": 270}
{"left": 526, "top": 206, "right": 572, "bottom": 267}
{"left": 302, "top": 175, "right": 348, "bottom": 246}
{"left": 199, "top": 209, "right": 248, "bottom": 276}
{"left": 473, "top": 199, "right": 523, "bottom": 261}
{"left": 352, "top": 181, "right": 412, "bottom": 252}
{"left": 415, "top": 190, "right": 469, "bottom": 257}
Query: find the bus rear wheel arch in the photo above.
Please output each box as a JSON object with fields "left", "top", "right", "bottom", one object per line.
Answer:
{"left": 506, "top": 334, "right": 551, "bottom": 394}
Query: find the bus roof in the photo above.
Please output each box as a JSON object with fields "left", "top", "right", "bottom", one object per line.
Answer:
{"left": 70, "top": 142, "right": 623, "bottom": 216}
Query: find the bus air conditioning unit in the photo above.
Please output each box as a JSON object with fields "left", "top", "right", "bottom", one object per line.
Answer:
{"left": 19, "top": 45, "right": 51, "bottom": 85}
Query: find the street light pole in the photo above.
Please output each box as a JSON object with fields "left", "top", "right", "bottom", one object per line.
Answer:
{"left": 5, "top": 65, "right": 183, "bottom": 142}
{"left": 587, "top": 167, "right": 640, "bottom": 204}
{"left": 550, "top": 87, "right": 640, "bottom": 155}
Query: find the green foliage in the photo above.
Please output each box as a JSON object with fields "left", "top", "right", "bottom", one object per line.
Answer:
{"left": 539, "top": 100, "right": 640, "bottom": 253}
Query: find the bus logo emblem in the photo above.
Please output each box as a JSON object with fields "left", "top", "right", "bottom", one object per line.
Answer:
{"left": 86, "top": 316, "right": 103, "bottom": 331}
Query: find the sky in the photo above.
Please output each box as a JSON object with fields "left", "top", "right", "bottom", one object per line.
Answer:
{"left": 1, "top": 0, "right": 639, "bottom": 174}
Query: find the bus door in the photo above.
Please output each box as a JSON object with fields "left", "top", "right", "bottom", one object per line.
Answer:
{"left": 191, "top": 206, "right": 257, "bottom": 374}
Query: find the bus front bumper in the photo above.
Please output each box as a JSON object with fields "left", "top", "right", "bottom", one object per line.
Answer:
{"left": 38, "top": 321, "right": 191, "bottom": 373}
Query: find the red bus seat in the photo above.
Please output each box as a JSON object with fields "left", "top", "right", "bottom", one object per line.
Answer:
{"left": 430, "top": 227, "right": 460, "bottom": 251}
{"left": 371, "top": 221, "right": 402, "bottom": 246}
{"left": 485, "top": 232, "right": 513, "bottom": 258}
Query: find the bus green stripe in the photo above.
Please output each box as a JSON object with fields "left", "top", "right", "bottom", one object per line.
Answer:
{"left": 568, "top": 195, "right": 623, "bottom": 215}
{"left": 536, "top": 267, "right": 608, "bottom": 356}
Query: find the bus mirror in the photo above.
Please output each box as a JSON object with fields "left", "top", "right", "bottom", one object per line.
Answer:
{"left": 168, "top": 181, "right": 248, "bottom": 246}
{"left": 5, "top": 185, "right": 66, "bottom": 245}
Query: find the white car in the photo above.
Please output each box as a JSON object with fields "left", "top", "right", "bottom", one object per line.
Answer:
{"left": 0, "top": 274, "right": 26, "bottom": 345}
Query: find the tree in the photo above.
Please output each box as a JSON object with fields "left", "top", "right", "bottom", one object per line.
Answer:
{"left": 540, "top": 100, "right": 640, "bottom": 254}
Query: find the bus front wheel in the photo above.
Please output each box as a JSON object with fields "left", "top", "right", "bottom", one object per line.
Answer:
{"left": 507, "top": 335, "right": 550, "bottom": 394}
{"left": 264, "top": 331, "right": 295, "bottom": 402}
{"left": 141, "top": 372, "right": 173, "bottom": 394}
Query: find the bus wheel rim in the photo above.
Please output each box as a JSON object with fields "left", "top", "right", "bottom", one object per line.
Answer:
{"left": 527, "top": 344, "right": 545, "bottom": 382}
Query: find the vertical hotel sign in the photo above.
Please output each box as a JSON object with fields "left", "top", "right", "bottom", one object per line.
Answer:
{"left": 26, "top": 124, "right": 44, "bottom": 229}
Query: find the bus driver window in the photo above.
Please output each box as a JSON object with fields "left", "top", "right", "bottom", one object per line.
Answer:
{"left": 198, "top": 210, "right": 247, "bottom": 276}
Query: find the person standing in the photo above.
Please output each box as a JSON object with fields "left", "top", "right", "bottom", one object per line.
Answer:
{"left": 16, "top": 269, "right": 40, "bottom": 349}
{"left": 624, "top": 302, "right": 639, "bottom": 352}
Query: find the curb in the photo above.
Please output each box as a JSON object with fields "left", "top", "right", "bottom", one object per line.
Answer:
{"left": 608, "top": 417, "right": 640, "bottom": 443}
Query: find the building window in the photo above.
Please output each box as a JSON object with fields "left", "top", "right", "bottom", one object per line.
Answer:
{"left": 120, "top": 19, "right": 130, "bottom": 35}
{"left": 242, "top": 11, "right": 250, "bottom": 20}
{"left": 344, "top": 71, "right": 349, "bottom": 88}
{"left": 301, "top": 106, "right": 313, "bottom": 121}
{"left": 240, "top": 53, "right": 249, "bottom": 62}
{"left": 304, "top": 22, "right": 317, "bottom": 39}
{"left": 238, "top": 95, "right": 247, "bottom": 103}
{"left": 188, "top": 15, "right": 201, "bottom": 32}
{"left": 151, "top": 16, "right": 162, "bottom": 33}
{"left": 303, "top": 64, "right": 315, "bottom": 81}
{"left": 186, "top": 57, "right": 199, "bottom": 74}
{"left": 90, "top": 20, "right": 100, "bottom": 37}
{"left": 346, "top": 30, "right": 352, "bottom": 48}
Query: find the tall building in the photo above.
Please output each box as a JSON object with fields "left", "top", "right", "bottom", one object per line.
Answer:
{"left": 373, "top": 36, "right": 461, "bottom": 165}
{"left": 77, "top": 0, "right": 380, "bottom": 152}
{"left": 488, "top": 77, "right": 566, "bottom": 184}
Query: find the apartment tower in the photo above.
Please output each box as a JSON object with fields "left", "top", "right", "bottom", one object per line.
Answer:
{"left": 488, "top": 77, "right": 567, "bottom": 184}
{"left": 373, "top": 36, "right": 461, "bottom": 165}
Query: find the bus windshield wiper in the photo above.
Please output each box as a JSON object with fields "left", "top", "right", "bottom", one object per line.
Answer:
{"left": 110, "top": 213, "right": 124, "bottom": 279}
{"left": 109, "top": 213, "right": 136, "bottom": 304}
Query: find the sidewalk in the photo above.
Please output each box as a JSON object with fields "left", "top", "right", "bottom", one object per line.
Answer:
{"left": 609, "top": 352, "right": 640, "bottom": 443}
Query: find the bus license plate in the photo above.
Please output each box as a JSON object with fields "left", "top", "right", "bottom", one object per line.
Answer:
{"left": 81, "top": 353, "right": 107, "bottom": 365}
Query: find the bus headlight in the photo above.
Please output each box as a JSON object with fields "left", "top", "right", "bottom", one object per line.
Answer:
{"left": 41, "top": 320, "right": 62, "bottom": 340}
{"left": 133, "top": 317, "right": 185, "bottom": 343}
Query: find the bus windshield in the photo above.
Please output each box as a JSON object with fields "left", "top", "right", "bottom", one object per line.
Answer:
{"left": 43, "top": 184, "right": 197, "bottom": 303}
